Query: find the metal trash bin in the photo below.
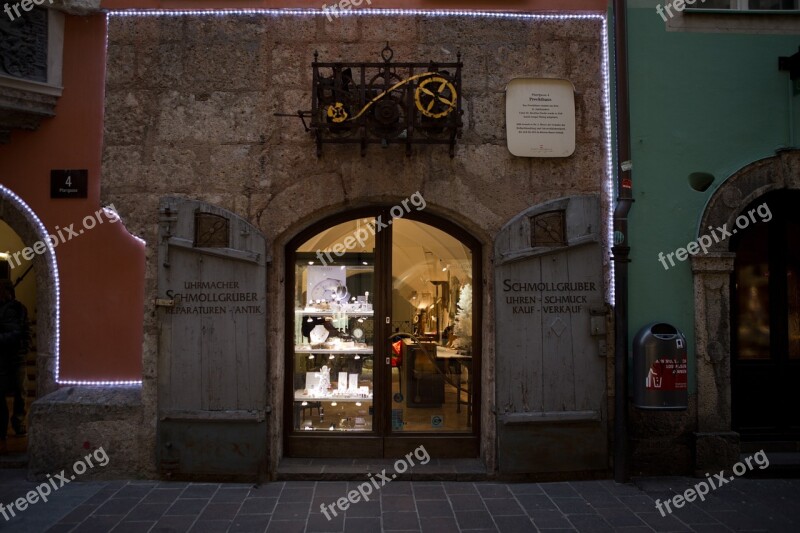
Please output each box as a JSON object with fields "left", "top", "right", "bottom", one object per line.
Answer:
{"left": 633, "top": 322, "right": 688, "bottom": 410}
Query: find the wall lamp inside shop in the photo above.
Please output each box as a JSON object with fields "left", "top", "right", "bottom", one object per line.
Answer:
{"left": 689, "top": 172, "right": 715, "bottom": 192}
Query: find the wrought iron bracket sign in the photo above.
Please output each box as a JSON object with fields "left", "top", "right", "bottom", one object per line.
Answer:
{"left": 277, "top": 44, "right": 463, "bottom": 158}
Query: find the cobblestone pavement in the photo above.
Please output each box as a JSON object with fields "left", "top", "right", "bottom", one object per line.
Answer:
{"left": 0, "top": 470, "right": 797, "bottom": 532}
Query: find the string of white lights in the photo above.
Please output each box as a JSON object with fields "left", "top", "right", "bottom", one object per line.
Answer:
{"left": 105, "top": 7, "right": 615, "bottom": 300}
{"left": 107, "top": 8, "right": 602, "bottom": 20}
{"left": 600, "top": 18, "right": 616, "bottom": 305}
{"left": 0, "top": 184, "right": 61, "bottom": 385}
{"left": 99, "top": 9, "right": 617, "bottom": 386}
{"left": 0, "top": 185, "right": 142, "bottom": 387}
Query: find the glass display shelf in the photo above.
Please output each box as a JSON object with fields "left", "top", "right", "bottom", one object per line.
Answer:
{"left": 295, "top": 347, "right": 373, "bottom": 354}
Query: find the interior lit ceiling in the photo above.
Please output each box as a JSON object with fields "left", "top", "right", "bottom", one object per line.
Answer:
{"left": 299, "top": 217, "right": 472, "bottom": 298}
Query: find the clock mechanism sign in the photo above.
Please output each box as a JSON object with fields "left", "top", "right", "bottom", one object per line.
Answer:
{"left": 278, "top": 44, "right": 464, "bottom": 157}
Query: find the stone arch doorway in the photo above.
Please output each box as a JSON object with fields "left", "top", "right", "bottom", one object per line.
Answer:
{"left": 692, "top": 150, "right": 800, "bottom": 470}
{"left": 0, "top": 186, "right": 60, "bottom": 457}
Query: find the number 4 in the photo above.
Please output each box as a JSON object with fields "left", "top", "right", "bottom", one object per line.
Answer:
{"left": 65, "top": 175, "right": 72, "bottom": 187}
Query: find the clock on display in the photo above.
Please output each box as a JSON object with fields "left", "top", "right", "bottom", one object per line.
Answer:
{"left": 310, "top": 278, "right": 350, "bottom": 303}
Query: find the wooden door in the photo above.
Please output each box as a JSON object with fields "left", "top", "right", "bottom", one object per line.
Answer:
{"left": 156, "top": 197, "right": 269, "bottom": 480}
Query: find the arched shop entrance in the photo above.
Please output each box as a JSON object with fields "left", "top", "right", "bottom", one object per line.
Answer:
{"left": 693, "top": 150, "right": 800, "bottom": 471}
{"left": 285, "top": 207, "right": 481, "bottom": 458}
{"left": 0, "top": 185, "right": 60, "bottom": 457}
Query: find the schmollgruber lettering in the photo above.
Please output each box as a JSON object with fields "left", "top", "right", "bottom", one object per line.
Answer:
{"left": 502, "top": 280, "right": 597, "bottom": 292}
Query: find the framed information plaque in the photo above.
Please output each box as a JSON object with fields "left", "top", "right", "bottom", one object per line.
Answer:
{"left": 505, "top": 78, "right": 576, "bottom": 158}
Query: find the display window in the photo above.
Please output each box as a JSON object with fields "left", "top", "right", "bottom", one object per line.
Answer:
{"left": 285, "top": 209, "right": 481, "bottom": 457}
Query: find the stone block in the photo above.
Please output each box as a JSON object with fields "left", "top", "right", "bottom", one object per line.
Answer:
{"left": 470, "top": 92, "right": 505, "bottom": 142}
{"left": 320, "top": 12, "right": 360, "bottom": 43}
{"left": 155, "top": 91, "right": 270, "bottom": 144}
{"left": 694, "top": 432, "right": 741, "bottom": 476}
{"left": 103, "top": 90, "right": 158, "bottom": 146}
{"left": 359, "top": 15, "right": 419, "bottom": 44}
{"left": 105, "top": 44, "right": 136, "bottom": 87}
{"left": 183, "top": 40, "right": 271, "bottom": 92}
{"left": 136, "top": 43, "right": 185, "bottom": 89}
{"left": 28, "top": 387, "right": 151, "bottom": 480}
{"left": 107, "top": 16, "right": 185, "bottom": 44}
{"left": 569, "top": 42, "right": 603, "bottom": 88}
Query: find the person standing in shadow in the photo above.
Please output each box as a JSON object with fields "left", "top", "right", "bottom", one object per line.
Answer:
{"left": 0, "top": 280, "right": 27, "bottom": 453}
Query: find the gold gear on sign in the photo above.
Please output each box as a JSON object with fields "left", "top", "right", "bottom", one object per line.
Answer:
{"left": 327, "top": 102, "right": 348, "bottom": 123}
{"left": 415, "top": 77, "right": 457, "bottom": 119}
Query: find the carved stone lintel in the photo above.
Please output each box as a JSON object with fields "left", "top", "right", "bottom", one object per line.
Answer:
{"left": 48, "top": 0, "right": 102, "bottom": 15}
{"left": 0, "top": 84, "right": 58, "bottom": 142}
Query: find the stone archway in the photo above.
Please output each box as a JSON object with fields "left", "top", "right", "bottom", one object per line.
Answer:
{"left": 691, "top": 150, "right": 800, "bottom": 474}
{"left": 0, "top": 185, "right": 59, "bottom": 398}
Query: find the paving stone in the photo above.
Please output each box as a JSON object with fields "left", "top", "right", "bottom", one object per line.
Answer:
{"left": 167, "top": 498, "right": 209, "bottom": 515}
{"left": 414, "top": 483, "right": 447, "bottom": 500}
{"left": 552, "top": 497, "right": 596, "bottom": 514}
{"left": 343, "top": 516, "right": 382, "bottom": 531}
{"left": 188, "top": 519, "right": 231, "bottom": 532}
{"left": 114, "top": 484, "right": 156, "bottom": 498}
{"left": 111, "top": 521, "right": 157, "bottom": 532}
{"left": 280, "top": 487, "right": 315, "bottom": 503}
{"left": 1, "top": 473, "right": 794, "bottom": 533}
{"left": 417, "top": 499, "right": 455, "bottom": 517}
{"left": 181, "top": 484, "right": 219, "bottom": 498}
{"left": 381, "top": 493, "right": 416, "bottom": 512}
{"left": 307, "top": 510, "right": 344, "bottom": 532}
{"left": 516, "top": 494, "right": 557, "bottom": 511}
{"left": 70, "top": 514, "right": 127, "bottom": 532}
{"left": 344, "top": 500, "right": 381, "bottom": 517}
{"left": 529, "top": 509, "right": 574, "bottom": 529}
{"left": 596, "top": 506, "right": 648, "bottom": 527}
{"left": 493, "top": 514, "right": 538, "bottom": 532}
{"left": 477, "top": 483, "right": 513, "bottom": 498}
{"left": 384, "top": 510, "right": 421, "bottom": 530}
{"left": 443, "top": 481, "right": 479, "bottom": 495}
{"left": 229, "top": 514, "right": 271, "bottom": 532}
{"left": 449, "top": 493, "right": 486, "bottom": 511}
{"left": 567, "top": 513, "right": 614, "bottom": 532}
{"left": 455, "top": 509, "right": 496, "bottom": 530}
{"left": 212, "top": 487, "right": 250, "bottom": 503}
{"left": 508, "top": 483, "right": 545, "bottom": 495}
{"left": 271, "top": 501, "right": 310, "bottom": 520}
{"left": 239, "top": 496, "right": 278, "bottom": 515}
{"left": 151, "top": 515, "right": 196, "bottom": 532}
{"left": 265, "top": 519, "right": 308, "bottom": 533}
{"left": 142, "top": 488, "right": 183, "bottom": 505}
{"left": 420, "top": 516, "right": 461, "bottom": 533}
{"left": 94, "top": 497, "right": 140, "bottom": 516}
{"left": 249, "top": 484, "right": 284, "bottom": 498}
{"left": 483, "top": 498, "right": 525, "bottom": 516}
{"left": 637, "top": 510, "right": 690, "bottom": 532}
{"left": 124, "top": 502, "right": 170, "bottom": 521}
{"left": 198, "top": 502, "right": 241, "bottom": 521}
{"left": 542, "top": 483, "right": 580, "bottom": 498}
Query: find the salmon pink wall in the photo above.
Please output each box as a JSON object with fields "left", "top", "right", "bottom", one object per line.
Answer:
{"left": 0, "top": 15, "right": 145, "bottom": 382}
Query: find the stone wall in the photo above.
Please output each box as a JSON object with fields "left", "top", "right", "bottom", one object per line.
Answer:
{"left": 89, "top": 12, "right": 608, "bottom": 477}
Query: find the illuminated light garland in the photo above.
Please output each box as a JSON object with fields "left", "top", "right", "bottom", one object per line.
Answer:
{"left": 0, "top": 184, "right": 61, "bottom": 385}
{"left": 107, "top": 9, "right": 602, "bottom": 19}
{"left": 599, "top": 19, "right": 616, "bottom": 306}
{"left": 0, "top": 185, "right": 143, "bottom": 387}
{"left": 105, "top": 8, "right": 616, "bottom": 305}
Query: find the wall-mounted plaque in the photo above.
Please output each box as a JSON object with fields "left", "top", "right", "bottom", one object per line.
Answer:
{"left": 505, "top": 78, "right": 575, "bottom": 158}
{"left": 50, "top": 170, "right": 88, "bottom": 198}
